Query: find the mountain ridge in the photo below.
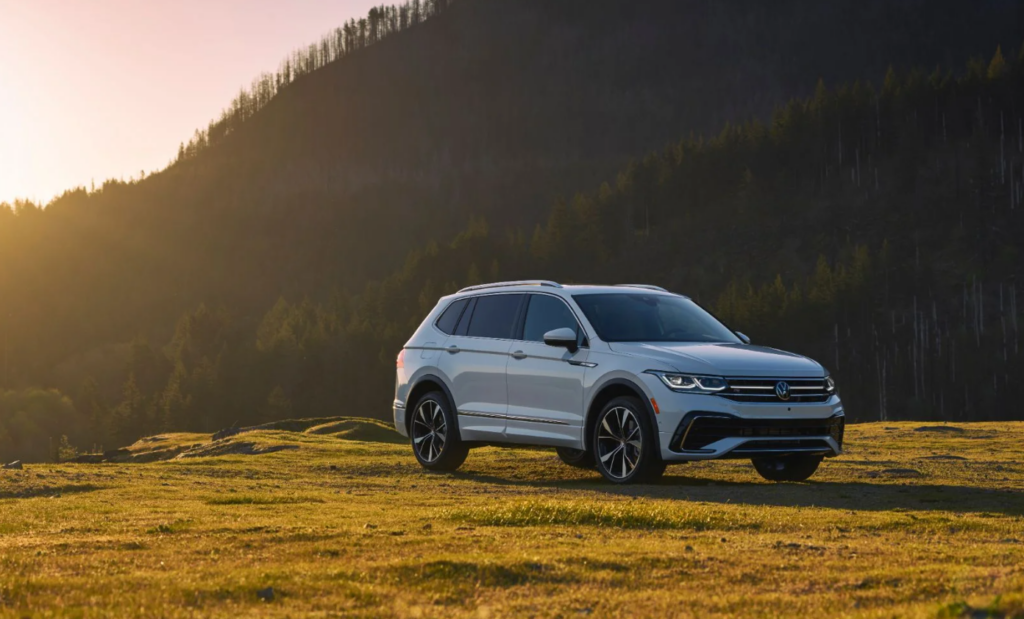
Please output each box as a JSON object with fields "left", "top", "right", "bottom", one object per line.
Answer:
{"left": 1, "top": 0, "right": 1022, "bottom": 454}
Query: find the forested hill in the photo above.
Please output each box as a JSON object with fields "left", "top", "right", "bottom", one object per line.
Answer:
{"left": 1, "top": 1, "right": 1023, "bottom": 459}
{"left": 4, "top": 1, "right": 1020, "bottom": 361}
{"left": 253, "top": 47, "right": 1024, "bottom": 438}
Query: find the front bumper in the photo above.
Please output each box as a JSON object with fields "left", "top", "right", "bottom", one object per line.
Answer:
{"left": 668, "top": 412, "right": 843, "bottom": 459}
{"left": 644, "top": 375, "right": 845, "bottom": 461}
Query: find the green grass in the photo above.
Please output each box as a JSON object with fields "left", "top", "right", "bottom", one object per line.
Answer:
{"left": 205, "top": 494, "right": 326, "bottom": 505}
{"left": 443, "top": 498, "right": 731, "bottom": 529}
{"left": 1, "top": 421, "right": 1023, "bottom": 618}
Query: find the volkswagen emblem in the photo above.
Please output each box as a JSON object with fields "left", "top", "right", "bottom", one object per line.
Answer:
{"left": 774, "top": 381, "right": 791, "bottom": 401}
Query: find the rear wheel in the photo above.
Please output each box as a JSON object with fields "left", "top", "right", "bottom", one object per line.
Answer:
{"left": 410, "top": 392, "right": 469, "bottom": 471}
{"left": 751, "top": 455, "right": 822, "bottom": 482}
{"left": 591, "top": 396, "right": 663, "bottom": 484}
{"left": 555, "top": 447, "right": 594, "bottom": 469}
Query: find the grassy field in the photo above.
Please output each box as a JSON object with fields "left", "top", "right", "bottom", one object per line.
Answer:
{"left": 1, "top": 419, "right": 1023, "bottom": 618}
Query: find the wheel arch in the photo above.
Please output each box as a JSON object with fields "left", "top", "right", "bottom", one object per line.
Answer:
{"left": 582, "top": 378, "right": 661, "bottom": 456}
{"left": 405, "top": 374, "right": 460, "bottom": 439}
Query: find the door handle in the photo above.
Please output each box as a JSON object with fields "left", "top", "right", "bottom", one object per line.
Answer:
{"left": 446, "top": 345, "right": 461, "bottom": 354}
{"left": 510, "top": 350, "right": 527, "bottom": 360}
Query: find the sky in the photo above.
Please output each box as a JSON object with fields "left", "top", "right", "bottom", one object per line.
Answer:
{"left": 0, "top": 0, "right": 381, "bottom": 205}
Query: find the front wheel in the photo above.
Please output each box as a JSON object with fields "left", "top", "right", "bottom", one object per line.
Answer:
{"left": 751, "top": 455, "right": 822, "bottom": 482}
{"left": 591, "top": 396, "right": 663, "bottom": 484}
{"left": 410, "top": 392, "right": 469, "bottom": 471}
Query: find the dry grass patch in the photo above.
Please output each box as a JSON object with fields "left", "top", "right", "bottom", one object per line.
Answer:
{"left": 443, "top": 498, "right": 734, "bottom": 530}
{"left": 1, "top": 420, "right": 1022, "bottom": 618}
{"left": 205, "top": 494, "right": 325, "bottom": 505}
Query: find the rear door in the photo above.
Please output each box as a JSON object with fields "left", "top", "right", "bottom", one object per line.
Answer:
{"left": 437, "top": 294, "right": 525, "bottom": 441}
{"left": 505, "top": 293, "right": 590, "bottom": 447}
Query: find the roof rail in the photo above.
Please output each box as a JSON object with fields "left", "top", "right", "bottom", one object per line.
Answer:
{"left": 615, "top": 284, "right": 669, "bottom": 292}
{"left": 458, "top": 280, "right": 563, "bottom": 293}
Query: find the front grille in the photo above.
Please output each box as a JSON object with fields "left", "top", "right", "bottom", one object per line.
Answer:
{"left": 675, "top": 414, "right": 844, "bottom": 451}
{"left": 718, "top": 377, "right": 832, "bottom": 403}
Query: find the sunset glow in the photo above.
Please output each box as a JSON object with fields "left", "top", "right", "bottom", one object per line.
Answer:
{"left": 0, "top": 0, "right": 380, "bottom": 205}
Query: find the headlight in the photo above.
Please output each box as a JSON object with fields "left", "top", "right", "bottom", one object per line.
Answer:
{"left": 825, "top": 375, "right": 836, "bottom": 393}
{"left": 647, "top": 371, "right": 727, "bottom": 393}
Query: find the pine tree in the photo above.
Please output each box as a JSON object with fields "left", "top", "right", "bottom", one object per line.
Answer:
{"left": 465, "top": 262, "right": 482, "bottom": 286}
{"left": 809, "top": 256, "right": 836, "bottom": 305}
{"left": 987, "top": 46, "right": 1007, "bottom": 80}
{"left": 159, "top": 364, "right": 190, "bottom": 432}
{"left": 112, "top": 373, "right": 146, "bottom": 447}
{"left": 76, "top": 378, "right": 109, "bottom": 450}
{"left": 264, "top": 386, "right": 292, "bottom": 422}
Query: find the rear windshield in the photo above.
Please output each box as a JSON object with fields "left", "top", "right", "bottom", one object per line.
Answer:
{"left": 572, "top": 294, "right": 740, "bottom": 343}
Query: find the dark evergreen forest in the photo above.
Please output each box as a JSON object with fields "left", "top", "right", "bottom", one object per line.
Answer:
{"left": 1, "top": 0, "right": 1022, "bottom": 460}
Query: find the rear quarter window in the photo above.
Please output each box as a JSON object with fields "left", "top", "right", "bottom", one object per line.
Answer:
{"left": 434, "top": 299, "right": 468, "bottom": 335}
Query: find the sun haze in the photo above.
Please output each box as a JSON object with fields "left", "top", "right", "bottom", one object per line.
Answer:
{"left": 0, "top": 0, "right": 381, "bottom": 205}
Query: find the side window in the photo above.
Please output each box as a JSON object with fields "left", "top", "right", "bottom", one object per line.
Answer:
{"left": 434, "top": 299, "right": 468, "bottom": 335}
{"left": 466, "top": 294, "right": 523, "bottom": 339}
{"left": 454, "top": 297, "right": 477, "bottom": 336}
{"left": 523, "top": 295, "right": 579, "bottom": 342}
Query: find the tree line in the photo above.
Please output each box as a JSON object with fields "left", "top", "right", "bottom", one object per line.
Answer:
{"left": 176, "top": 0, "right": 457, "bottom": 161}
{"left": 8, "top": 45, "right": 1014, "bottom": 459}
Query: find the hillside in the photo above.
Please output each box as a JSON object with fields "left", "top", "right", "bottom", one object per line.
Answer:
{"left": 340, "top": 52, "right": 1024, "bottom": 425}
{"left": 1, "top": 1, "right": 1023, "bottom": 456}
{"left": 2, "top": 1, "right": 1021, "bottom": 368}
{"left": 1, "top": 421, "right": 1022, "bottom": 617}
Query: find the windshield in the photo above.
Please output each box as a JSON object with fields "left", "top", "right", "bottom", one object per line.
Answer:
{"left": 572, "top": 294, "right": 741, "bottom": 343}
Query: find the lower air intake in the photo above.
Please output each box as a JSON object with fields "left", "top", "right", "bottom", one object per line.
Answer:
{"left": 674, "top": 414, "right": 844, "bottom": 451}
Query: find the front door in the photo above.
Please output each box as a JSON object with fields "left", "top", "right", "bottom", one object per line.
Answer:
{"left": 505, "top": 293, "right": 589, "bottom": 447}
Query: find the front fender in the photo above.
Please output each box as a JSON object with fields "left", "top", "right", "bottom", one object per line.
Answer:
{"left": 581, "top": 372, "right": 661, "bottom": 455}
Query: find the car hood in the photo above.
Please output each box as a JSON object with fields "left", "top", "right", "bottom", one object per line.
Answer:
{"left": 607, "top": 342, "right": 824, "bottom": 377}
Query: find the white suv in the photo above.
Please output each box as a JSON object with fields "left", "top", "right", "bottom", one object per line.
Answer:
{"left": 393, "top": 281, "right": 844, "bottom": 484}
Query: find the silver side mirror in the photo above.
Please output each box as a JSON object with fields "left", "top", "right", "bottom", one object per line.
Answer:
{"left": 543, "top": 327, "right": 578, "bottom": 353}
{"left": 735, "top": 332, "right": 751, "bottom": 344}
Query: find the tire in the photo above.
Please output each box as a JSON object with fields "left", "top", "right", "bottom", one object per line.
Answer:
{"left": 555, "top": 447, "right": 594, "bottom": 469}
{"left": 751, "top": 455, "right": 822, "bottom": 482}
{"left": 409, "top": 392, "right": 469, "bottom": 471}
{"left": 591, "top": 396, "right": 663, "bottom": 484}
